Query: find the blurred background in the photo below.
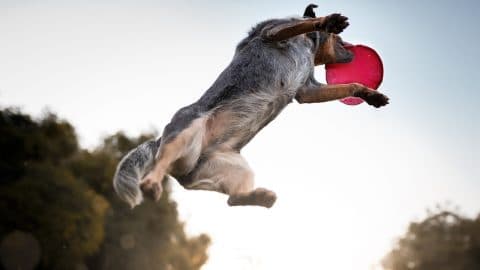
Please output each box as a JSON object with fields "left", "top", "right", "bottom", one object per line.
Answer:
{"left": 0, "top": 0, "right": 479, "bottom": 269}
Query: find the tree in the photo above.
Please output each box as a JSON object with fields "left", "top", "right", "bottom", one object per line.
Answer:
{"left": 0, "top": 164, "right": 109, "bottom": 269}
{"left": 0, "top": 109, "right": 77, "bottom": 184}
{"left": 0, "top": 108, "right": 210, "bottom": 270}
{"left": 382, "top": 208, "right": 480, "bottom": 270}
{"left": 70, "top": 132, "right": 211, "bottom": 270}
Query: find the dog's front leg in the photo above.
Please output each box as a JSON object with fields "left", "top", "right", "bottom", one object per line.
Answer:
{"left": 295, "top": 82, "right": 389, "bottom": 108}
{"left": 262, "top": 13, "right": 349, "bottom": 42}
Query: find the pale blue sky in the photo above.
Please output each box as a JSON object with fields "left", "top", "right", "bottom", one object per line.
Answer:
{"left": 1, "top": 1, "right": 479, "bottom": 269}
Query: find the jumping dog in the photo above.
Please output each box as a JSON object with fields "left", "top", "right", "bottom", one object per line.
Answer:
{"left": 113, "top": 5, "right": 389, "bottom": 209}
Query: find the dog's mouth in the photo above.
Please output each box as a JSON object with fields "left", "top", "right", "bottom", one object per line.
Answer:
{"left": 335, "top": 40, "right": 355, "bottom": 63}
{"left": 337, "top": 52, "right": 354, "bottom": 63}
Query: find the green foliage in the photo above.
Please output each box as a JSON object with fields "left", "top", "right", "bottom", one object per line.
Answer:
{"left": 0, "top": 164, "right": 109, "bottom": 269}
{"left": 0, "top": 108, "right": 210, "bottom": 270}
{"left": 0, "top": 109, "right": 78, "bottom": 183}
{"left": 383, "top": 209, "right": 480, "bottom": 270}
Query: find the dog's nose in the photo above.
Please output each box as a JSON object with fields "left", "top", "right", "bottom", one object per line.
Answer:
{"left": 342, "top": 41, "right": 354, "bottom": 48}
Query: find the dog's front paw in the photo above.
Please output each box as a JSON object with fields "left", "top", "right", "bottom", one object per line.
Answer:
{"left": 323, "top": 13, "right": 349, "bottom": 34}
{"left": 354, "top": 90, "right": 390, "bottom": 108}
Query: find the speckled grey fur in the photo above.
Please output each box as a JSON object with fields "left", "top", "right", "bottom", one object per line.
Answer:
{"left": 113, "top": 17, "right": 323, "bottom": 208}
{"left": 113, "top": 139, "right": 160, "bottom": 207}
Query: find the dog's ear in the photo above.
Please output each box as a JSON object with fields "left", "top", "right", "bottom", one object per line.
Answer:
{"left": 303, "top": 4, "right": 318, "bottom": 18}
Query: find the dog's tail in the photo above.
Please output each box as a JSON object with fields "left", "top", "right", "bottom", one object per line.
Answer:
{"left": 113, "top": 138, "right": 161, "bottom": 208}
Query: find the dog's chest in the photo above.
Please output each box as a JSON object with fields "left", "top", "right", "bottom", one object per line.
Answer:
{"left": 204, "top": 39, "right": 314, "bottom": 150}
{"left": 214, "top": 88, "right": 293, "bottom": 150}
{"left": 277, "top": 41, "right": 313, "bottom": 94}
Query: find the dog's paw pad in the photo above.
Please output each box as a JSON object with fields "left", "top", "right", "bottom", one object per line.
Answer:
{"left": 324, "top": 13, "right": 349, "bottom": 34}
{"left": 354, "top": 91, "right": 389, "bottom": 108}
{"left": 253, "top": 188, "right": 277, "bottom": 208}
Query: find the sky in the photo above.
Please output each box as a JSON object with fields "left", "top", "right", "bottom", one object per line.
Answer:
{"left": 1, "top": 0, "right": 479, "bottom": 269}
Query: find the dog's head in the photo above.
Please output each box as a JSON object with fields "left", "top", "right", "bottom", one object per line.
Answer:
{"left": 303, "top": 4, "right": 354, "bottom": 65}
{"left": 314, "top": 32, "right": 353, "bottom": 65}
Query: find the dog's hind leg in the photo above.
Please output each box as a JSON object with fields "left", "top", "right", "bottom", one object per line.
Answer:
{"left": 183, "top": 151, "right": 277, "bottom": 208}
{"left": 141, "top": 115, "right": 207, "bottom": 201}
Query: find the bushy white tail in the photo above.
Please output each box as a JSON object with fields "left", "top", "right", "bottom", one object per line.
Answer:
{"left": 113, "top": 139, "right": 160, "bottom": 208}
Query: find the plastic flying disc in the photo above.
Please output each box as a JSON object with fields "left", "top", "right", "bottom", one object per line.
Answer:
{"left": 325, "top": 44, "right": 384, "bottom": 105}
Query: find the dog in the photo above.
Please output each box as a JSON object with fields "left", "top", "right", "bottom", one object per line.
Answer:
{"left": 113, "top": 5, "right": 389, "bottom": 209}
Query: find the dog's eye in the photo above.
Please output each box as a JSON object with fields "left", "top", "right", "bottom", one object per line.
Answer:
{"left": 278, "top": 40, "right": 288, "bottom": 46}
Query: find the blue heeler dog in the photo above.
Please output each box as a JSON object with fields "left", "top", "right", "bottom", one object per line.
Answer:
{"left": 113, "top": 5, "right": 389, "bottom": 209}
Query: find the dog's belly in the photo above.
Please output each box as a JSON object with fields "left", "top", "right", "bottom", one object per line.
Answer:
{"left": 203, "top": 90, "right": 292, "bottom": 151}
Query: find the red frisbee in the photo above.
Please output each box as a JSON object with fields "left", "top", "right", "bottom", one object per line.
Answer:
{"left": 325, "top": 44, "right": 384, "bottom": 105}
